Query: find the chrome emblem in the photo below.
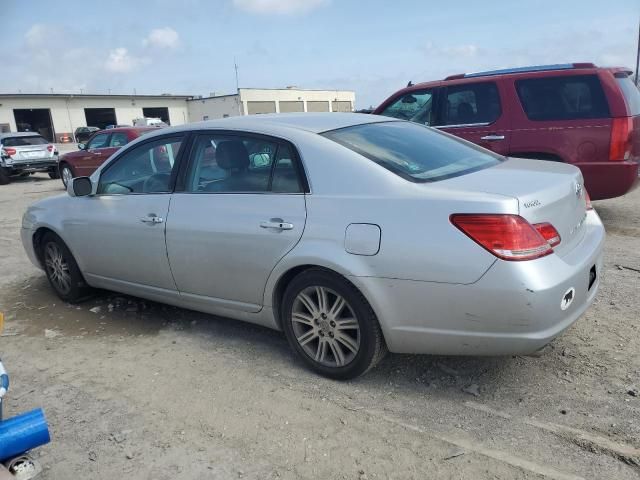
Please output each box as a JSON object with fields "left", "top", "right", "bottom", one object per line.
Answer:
{"left": 574, "top": 182, "right": 583, "bottom": 198}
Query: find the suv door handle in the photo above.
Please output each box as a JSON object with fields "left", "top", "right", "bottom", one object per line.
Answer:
{"left": 260, "top": 219, "right": 294, "bottom": 230}
{"left": 480, "top": 134, "right": 505, "bottom": 141}
{"left": 140, "top": 214, "right": 164, "bottom": 225}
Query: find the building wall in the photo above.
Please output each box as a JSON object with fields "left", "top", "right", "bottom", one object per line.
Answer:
{"left": 187, "top": 95, "right": 242, "bottom": 122}
{"left": 239, "top": 88, "right": 355, "bottom": 116}
{"left": 0, "top": 96, "right": 189, "bottom": 141}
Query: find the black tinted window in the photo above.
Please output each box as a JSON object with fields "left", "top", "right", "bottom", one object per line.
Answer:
{"left": 616, "top": 74, "right": 640, "bottom": 116}
{"left": 2, "top": 135, "right": 47, "bottom": 146}
{"left": 379, "top": 89, "right": 434, "bottom": 125}
{"left": 87, "top": 133, "right": 109, "bottom": 149}
{"left": 516, "top": 75, "right": 609, "bottom": 121}
{"left": 323, "top": 121, "right": 501, "bottom": 182}
{"left": 439, "top": 82, "right": 501, "bottom": 126}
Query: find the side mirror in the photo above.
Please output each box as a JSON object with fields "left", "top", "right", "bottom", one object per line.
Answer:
{"left": 68, "top": 177, "right": 93, "bottom": 197}
{"left": 78, "top": 143, "right": 86, "bottom": 150}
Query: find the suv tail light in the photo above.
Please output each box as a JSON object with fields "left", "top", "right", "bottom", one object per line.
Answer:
{"left": 533, "top": 222, "right": 561, "bottom": 247}
{"left": 47, "top": 145, "right": 54, "bottom": 152}
{"left": 450, "top": 214, "right": 553, "bottom": 261}
{"left": 609, "top": 117, "right": 633, "bottom": 161}
{"left": 1, "top": 147, "right": 16, "bottom": 156}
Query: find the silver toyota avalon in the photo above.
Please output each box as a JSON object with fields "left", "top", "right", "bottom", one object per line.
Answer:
{"left": 21, "top": 113, "right": 604, "bottom": 379}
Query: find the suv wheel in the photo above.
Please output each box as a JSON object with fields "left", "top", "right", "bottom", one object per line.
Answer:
{"left": 60, "top": 164, "right": 74, "bottom": 188}
{"left": 281, "top": 268, "right": 387, "bottom": 379}
{"left": 41, "top": 232, "right": 91, "bottom": 302}
{"left": 0, "top": 168, "right": 10, "bottom": 185}
{"left": 48, "top": 168, "right": 60, "bottom": 179}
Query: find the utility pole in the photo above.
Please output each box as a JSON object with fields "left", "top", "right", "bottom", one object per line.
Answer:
{"left": 234, "top": 58, "right": 240, "bottom": 92}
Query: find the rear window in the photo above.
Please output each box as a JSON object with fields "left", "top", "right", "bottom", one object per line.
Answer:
{"left": 2, "top": 135, "right": 47, "bottom": 146}
{"left": 615, "top": 74, "right": 640, "bottom": 116}
{"left": 322, "top": 121, "right": 501, "bottom": 182}
{"left": 516, "top": 75, "right": 610, "bottom": 121}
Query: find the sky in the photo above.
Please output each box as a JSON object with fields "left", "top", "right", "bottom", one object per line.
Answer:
{"left": 1, "top": 0, "right": 638, "bottom": 108}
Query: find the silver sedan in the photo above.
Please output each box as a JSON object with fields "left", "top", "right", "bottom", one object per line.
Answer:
{"left": 21, "top": 113, "right": 605, "bottom": 379}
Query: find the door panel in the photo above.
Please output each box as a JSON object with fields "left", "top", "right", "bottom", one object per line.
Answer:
{"left": 166, "top": 194, "right": 306, "bottom": 311}
{"left": 436, "top": 80, "right": 511, "bottom": 155}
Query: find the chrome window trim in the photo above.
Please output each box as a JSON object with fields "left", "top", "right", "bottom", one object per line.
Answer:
{"left": 434, "top": 122, "right": 491, "bottom": 129}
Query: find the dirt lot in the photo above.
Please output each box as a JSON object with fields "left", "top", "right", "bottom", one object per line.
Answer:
{"left": 0, "top": 174, "right": 638, "bottom": 480}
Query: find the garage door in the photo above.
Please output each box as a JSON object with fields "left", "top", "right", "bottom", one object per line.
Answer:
{"left": 307, "top": 101, "right": 330, "bottom": 112}
{"left": 247, "top": 101, "right": 276, "bottom": 115}
{"left": 279, "top": 101, "right": 304, "bottom": 113}
{"left": 332, "top": 101, "right": 352, "bottom": 112}
{"left": 13, "top": 109, "right": 55, "bottom": 142}
{"left": 84, "top": 108, "right": 117, "bottom": 129}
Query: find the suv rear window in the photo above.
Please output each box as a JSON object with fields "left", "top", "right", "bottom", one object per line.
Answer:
{"left": 516, "top": 75, "right": 609, "bottom": 121}
{"left": 322, "top": 121, "right": 501, "bottom": 182}
{"left": 615, "top": 74, "right": 640, "bottom": 116}
{"left": 2, "top": 135, "right": 47, "bottom": 146}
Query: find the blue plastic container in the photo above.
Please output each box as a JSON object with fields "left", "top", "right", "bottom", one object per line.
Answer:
{"left": 0, "top": 408, "right": 50, "bottom": 462}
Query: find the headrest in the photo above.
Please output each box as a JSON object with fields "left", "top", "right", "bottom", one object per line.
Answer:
{"left": 216, "top": 140, "right": 249, "bottom": 171}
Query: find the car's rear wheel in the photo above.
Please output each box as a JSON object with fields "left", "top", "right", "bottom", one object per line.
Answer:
{"left": 48, "top": 169, "right": 60, "bottom": 179}
{"left": 0, "top": 168, "right": 10, "bottom": 185}
{"left": 281, "top": 268, "right": 387, "bottom": 379}
{"left": 60, "top": 164, "right": 74, "bottom": 188}
{"left": 41, "top": 233, "right": 91, "bottom": 302}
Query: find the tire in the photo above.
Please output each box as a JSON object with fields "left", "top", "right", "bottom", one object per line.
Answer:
{"left": 48, "top": 169, "right": 60, "bottom": 179}
{"left": 281, "top": 268, "right": 387, "bottom": 379}
{"left": 60, "top": 164, "right": 74, "bottom": 188}
{"left": 41, "top": 232, "right": 91, "bottom": 303}
{"left": 0, "top": 169, "right": 10, "bottom": 185}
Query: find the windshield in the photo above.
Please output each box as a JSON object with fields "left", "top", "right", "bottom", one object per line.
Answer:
{"left": 2, "top": 135, "right": 48, "bottom": 146}
{"left": 322, "top": 121, "right": 502, "bottom": 182}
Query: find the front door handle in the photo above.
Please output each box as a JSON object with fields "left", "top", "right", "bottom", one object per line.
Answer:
{"left": 140, "top": 214, "right": 164, "bottom": 225}
{"left": 480, "top": 134, "right": 505, "bottom": 141}
{"left": 260, "top": 218, "right": 294, "bottom": 231}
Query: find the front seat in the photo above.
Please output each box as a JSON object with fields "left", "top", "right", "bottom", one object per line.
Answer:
{"left": 205, "top": 140, "right": 251, "bottom": 192}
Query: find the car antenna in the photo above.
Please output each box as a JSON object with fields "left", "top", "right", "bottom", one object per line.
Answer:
{"left": 407, "top": 80, "right": 414, "bottom": 87}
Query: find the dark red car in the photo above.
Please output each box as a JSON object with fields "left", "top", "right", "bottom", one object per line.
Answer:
{"left": 373, "top": 63, "right": 640, "bottom": 200}
{"left": 58, "top": 127, "right": 156, "bottom": 187}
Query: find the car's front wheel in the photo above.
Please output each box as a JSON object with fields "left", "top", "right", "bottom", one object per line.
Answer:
{"left": 281, "top": 268, "right": 387, "bottom": 379}
{"left": 59, "top": 164, "right": 74, "bottom": 188}
{"left": 41, "top": 232, "right": 91, "bottom": 302}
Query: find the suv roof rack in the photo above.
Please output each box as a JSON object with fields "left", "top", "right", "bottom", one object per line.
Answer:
{"left": 444, "top": 63, "right": 596, "bottom": 80}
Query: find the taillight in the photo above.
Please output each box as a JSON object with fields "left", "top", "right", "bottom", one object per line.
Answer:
{"left": 450, "top": 214, "right": 553, "bottom": 261}
{"left": 47, "top": 145, "right": 54, "bottom": 152}
{"left": 609, "top": 117, "right": 633, "bottom": 161}
{"left": 2, "top": 147, "right": 16, "bottom": 156}
{"left": 584, "top": 189, "right": 593, "bottom": 210}
{"left": 533, "top": 222, "right": 561, "bottom": 247}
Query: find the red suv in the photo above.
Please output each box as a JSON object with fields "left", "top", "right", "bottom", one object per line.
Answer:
{"left": 373, "top": 63, "right": 640, "bottom": 200}
{"left": 58, "top": 127, "right": 156, "bottom": 188}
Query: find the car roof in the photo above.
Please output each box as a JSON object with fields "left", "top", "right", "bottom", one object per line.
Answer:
{"left": 163, "top": 113, "right": 396, "bottom": 137}
{"left": 0, "top": 132, "right": 45, "bottom": 139}
{"left": 96, "top": 126, "right": 157, "bottom": 134}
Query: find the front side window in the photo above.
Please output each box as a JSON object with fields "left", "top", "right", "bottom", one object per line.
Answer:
{"left": 109, "top": 132, "right": 128, "bottom": 147}
{"left": 2, "top": 135, "right": 47, "bottom": 147}
{"left": 438, "top": 82, "right": 501, "bottom": 126}
{"left": 516, "top": 74, "right": 610, "bottom": 121}
{"left": 185, "top": 133, "right": 303, "bottom": 193}
{"left": 322, "top": 121, "right": 501, "bottom": 182}
{"left": 378, "top": 89, "right": 434, "bottom": 125}
{"left": 98, "top": 136, "right": 183, "bottom": 195}
{"left": 87, "top": 133, "right": 109, "bottom": 149}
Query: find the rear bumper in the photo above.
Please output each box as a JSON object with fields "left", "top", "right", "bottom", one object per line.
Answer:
{"left": 576, "top": 160, "right": 639, "bottom": 200}
{"left": 350, "top": 210, "right": 605, "bottom": 356}
{"left": 1, "top": 159, "right": 59, "bottom": 174}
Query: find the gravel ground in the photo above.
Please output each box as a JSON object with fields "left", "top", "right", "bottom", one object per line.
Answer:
{"left": 0, "top": 173, "right": 638, "bottom": 480}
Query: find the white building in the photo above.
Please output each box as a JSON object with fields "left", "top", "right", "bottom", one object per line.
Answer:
{"left": 0, "top": 87, "right": 356, "bottom": 142}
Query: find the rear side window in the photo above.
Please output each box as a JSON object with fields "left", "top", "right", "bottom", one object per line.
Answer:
{"left": 439, "top": 82, "right": 501, "bottom": 126}
{"left": 322, "top": 121, "right": 501, "bottom": 182}
{"left": 378, "top": 89, "right": 435, "bottom": 125}
{"left": 2, "top": 135, "right": 47, "bottom": 146}
{"left": 615, "top": 74, "right": 640, "bottom": 116}
{"left": 516, "top": 75, "right": 609, "bottom": 121}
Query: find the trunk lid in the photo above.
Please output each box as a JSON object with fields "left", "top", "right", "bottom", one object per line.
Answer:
{"left": 440, "top": 157, "right": 588, "bottom": 257}
{"left": 11, "top": 144, "right": 52, "bottom": 162}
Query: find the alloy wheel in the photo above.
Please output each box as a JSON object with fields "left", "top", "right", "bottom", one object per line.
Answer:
{"left": 61, "top": 167, "right": 73, "bottom": 187}
{"left": 44, "top": 242, "right": 72, "bottom": 295}
{"left": 291, "top": 286, "right": 361, "bottom": 367}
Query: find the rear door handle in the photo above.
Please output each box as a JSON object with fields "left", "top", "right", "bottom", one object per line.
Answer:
{"left": 260, "top": 218, "right": 294, "bottom": 230}
{"left": 480, "top": 134, "right": 505, "bottom": 141}
{"left": 140, "top": 214, "right": 164, "bottom": 225}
